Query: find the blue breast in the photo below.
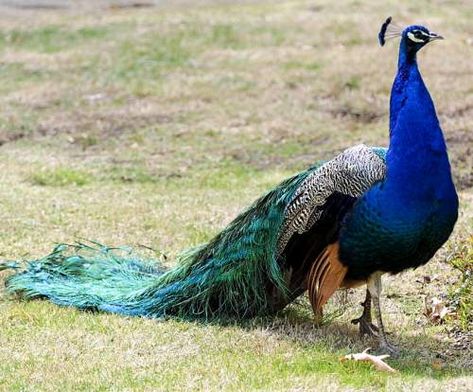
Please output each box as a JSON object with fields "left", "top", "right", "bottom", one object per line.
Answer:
{"left": 338, "top": 181, "right": 458, "bottom": 280}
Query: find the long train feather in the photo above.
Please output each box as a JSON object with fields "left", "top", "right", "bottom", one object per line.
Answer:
{"left": 4, "top": 163, "right": 323, "bottom": 319}
{"left": 4, "top": 148, "right": 387, "bottom": 320}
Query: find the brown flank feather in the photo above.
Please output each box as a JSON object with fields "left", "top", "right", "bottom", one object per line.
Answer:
{"left": 307, "top": 242, "right": 348, "bottom": 320}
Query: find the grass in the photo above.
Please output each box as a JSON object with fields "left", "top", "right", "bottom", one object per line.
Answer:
{"left": 448, "top": 236, "right": 473, "bottom": 331}
{"left": 0, "top": 0, "right": 472, "bottom": 390}
{"left": 0, "top": 25, "right": 110, "bottom": 53}
{"left": 30, "top": 167, "right": 92, "bottom": 186}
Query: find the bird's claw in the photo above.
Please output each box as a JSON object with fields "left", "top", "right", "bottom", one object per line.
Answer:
{"left": 351, "top": 317, "right": 379, "bottom": 338}
{"left": 378, "top": 341, "right": 400, "bottom": 358}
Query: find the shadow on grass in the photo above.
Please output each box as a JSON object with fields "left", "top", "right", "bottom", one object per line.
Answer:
{"left": 188, "top": 303, "right": 473, "bottom": 385}
{"left": 3, "top": 292, "right": 471, "bottom": 389}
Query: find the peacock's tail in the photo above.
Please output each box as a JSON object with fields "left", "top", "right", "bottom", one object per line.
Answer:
{"left": 4, "top": 163, "right": 323, "bottom": 319}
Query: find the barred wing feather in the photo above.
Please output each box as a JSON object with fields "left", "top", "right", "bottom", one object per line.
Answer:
{"left": 275, "top": 145, "right": 386, "bottom": 313}
{"left": 278, "top": 144, "right": 387, "bottom": 255}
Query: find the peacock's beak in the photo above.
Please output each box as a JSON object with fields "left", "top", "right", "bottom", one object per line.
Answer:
{"left": 428, "top": 32, "right": 444, "bottom": 42}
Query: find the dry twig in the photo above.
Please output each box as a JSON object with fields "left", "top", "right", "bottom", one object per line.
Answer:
{"left": 340, "top": 348, "right": 398, "bottom": 373}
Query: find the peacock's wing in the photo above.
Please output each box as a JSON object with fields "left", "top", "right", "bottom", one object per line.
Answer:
{"left": 277, "top": 144, "right": 386, "bottom": 313}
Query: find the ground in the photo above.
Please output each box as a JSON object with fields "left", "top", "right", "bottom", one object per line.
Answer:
{"left": 0, "top": 0, "right": 472, "bottom": 390}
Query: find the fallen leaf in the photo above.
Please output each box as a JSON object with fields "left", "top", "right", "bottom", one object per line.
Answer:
{"left": 424, "top": 297, "right": 453, "bottom": 324}
{"left": 431, "top": 360, "right": 444, "bottom": 370}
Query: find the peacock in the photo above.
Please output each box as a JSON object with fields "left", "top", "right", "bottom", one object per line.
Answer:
{"left": 3, "top": 18, "right": 458, "bottom": 355}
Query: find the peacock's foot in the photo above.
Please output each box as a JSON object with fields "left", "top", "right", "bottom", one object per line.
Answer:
{"left": 351, "top": 316, "right": 379, "bottom": 338}
{"left": 378, "top": 340, "right": 400, "bottom": 358}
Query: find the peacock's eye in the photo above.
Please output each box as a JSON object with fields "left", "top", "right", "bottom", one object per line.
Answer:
{"left": 414, "top": 31, "right": 426, "bottom": 39}
{"left": 407, "top": 30, "right": 428, "bottom": 43}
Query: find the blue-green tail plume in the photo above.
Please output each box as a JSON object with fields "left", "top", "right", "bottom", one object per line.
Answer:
{"left": 4, "top": 163, "right": 322, "bottom": 319}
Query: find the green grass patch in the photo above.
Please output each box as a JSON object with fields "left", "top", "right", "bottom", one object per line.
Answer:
{"left": 282, "top": 61, "right": 322, "bottom": 71}
{"left": 345, "top": 76, "right": 362, "bottom": 90}
{"left": 0, "top": 62, "right": 54, "bottom": 94}
{"left": 0, "top": 25, "right": 110, "bottom": 53}
{"left": 209, "top": 24, "right": 244, "bottom": 49}
{"left": 30, "top": 167, "right": 92, "bottom": 187}
{"left": 82, "top": 21, "right": 289, "bottom": 95}
{"left": 90, "top": 30, "right": 193, "bottom": 95}
{"left": 0, "top": 110, "right": 38, "bottom": 138}
{"left": 108, "top": 166, "right": 161, "bottom": 184}
{"left": 448, "top": 236, "right": 473, "bottom": 331}
{"left": 205, "top": 24, "right": 286, "bottom": 49}
{"left": 198, "top": 161, "right": 258, "bottom": 190}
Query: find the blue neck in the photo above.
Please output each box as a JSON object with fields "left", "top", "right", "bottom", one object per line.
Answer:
{"left": 338, "top": 36, "right": 458, "bottom": 277}
{"left": 389, "top": 39, "right": 418, "bottom": 132}
{"left": 385, "top": 38, "right": 454, "bottom": 201}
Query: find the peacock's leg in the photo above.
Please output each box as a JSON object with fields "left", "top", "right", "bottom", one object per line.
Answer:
{"left": 351, "top": 289, "right": 379, "bottom": 337}
{"left": 367, "top": 272, "right": 400, "bottom": 356}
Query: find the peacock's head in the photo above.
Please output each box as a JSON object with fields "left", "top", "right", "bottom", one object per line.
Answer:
{"left": 378, "top": 17, "right": 443, "bottom": 54}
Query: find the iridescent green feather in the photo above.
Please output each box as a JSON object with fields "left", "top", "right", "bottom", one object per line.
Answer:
{"left": 4, "top": 147, "right": 388, "bottom": 319}
{"left": 5, "top": 162, "right": 323, "bottom": 319}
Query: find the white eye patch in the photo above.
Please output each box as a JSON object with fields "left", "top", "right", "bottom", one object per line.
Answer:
{"left": 407, "top": 31, "right": 428, "bottom": 43}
